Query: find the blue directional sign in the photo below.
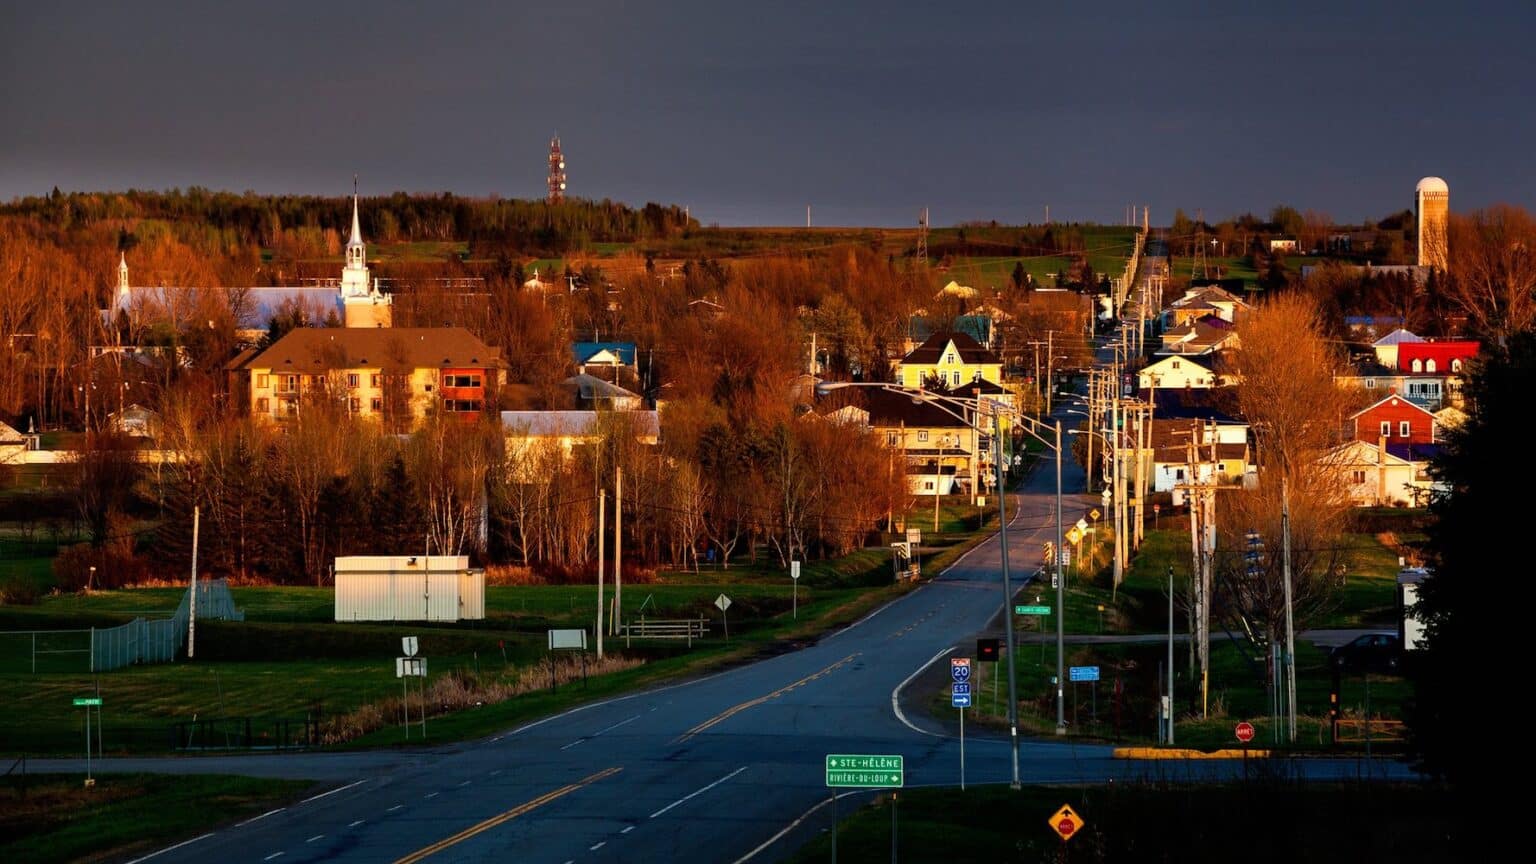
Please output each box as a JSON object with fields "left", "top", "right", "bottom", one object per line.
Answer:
{"left": 950, "top": 657, "right": 972, "bottom": 683}
{"left": 952, "top": 690, "right": 972, "bottom": 708}
{"left": 1068, "top": 665, "right": 1100, "bottom": 682}
{"left": 952, "top": 681, "right": 971, "bottom": 696}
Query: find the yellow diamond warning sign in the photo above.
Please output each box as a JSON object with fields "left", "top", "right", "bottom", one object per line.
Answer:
{"left": 1049, "top": 803, "right": 1085, "bottom": 842}
{"left": 1065, "top": 526, "right": 1083, "bottom": 545}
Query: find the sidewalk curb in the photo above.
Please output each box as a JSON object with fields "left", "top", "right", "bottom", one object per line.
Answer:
{"left": 1113, "top": 747, "right": 1270, "bottom": 759}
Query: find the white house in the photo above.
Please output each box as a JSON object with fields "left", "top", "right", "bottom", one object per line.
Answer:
{"left": 1371, "top": 329, "right": 1424, "bottom": 369}
{"left": 1322, "top": 440, "right": 1418, "bottom": 507}
{"left": 1137, "top": 356, "right": 1228, "bottom": 390}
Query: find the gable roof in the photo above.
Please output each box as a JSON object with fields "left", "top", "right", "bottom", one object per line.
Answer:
{"left": 1372, "top": 328, "right": 1423, "bottom": 347}
{"left": 0, "top": 420, "right": 23, "bottom": 444}
{"left": 1324, "top": 439, "right": 1413, "bottom": 468}
{"left": 572, "top": 341, "right": 637, "bottom": 366}
{"left": 901, "top": 331, "right": 1000, "bottom": 365}
{"left": 561, "top": 374, "right": 640, "bottom": 401}
{"left": 824, "top": 388, "right": 968, "bottom": 428}
{"left": 235, "top": 327, "right": 502, "bottom": 372}
{"left": 908, "top": 315, "right": 992, "bottom": 346}
{"left": 1348, "top": 392, "right": 1436, "bottom": 421}
{"left": 1139, "top": 355, "right": 1215, "bottom": 376}
{"left": 1149, "top": 388, "right": 1245, "bottom": 423}
{"left": 501, "top": 409, "right": 659, "bottom": 440}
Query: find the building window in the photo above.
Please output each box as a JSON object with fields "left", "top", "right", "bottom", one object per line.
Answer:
{"left": 887, "top": 432, "right": 897, "bottom": 446}
{"left": 1425, "top": 359, "right": 1437, "bottom": 373}
{"left": 445, "top": 374, "right": 483, "bottom": 388}
{"left": 424, "top": 384, "right": 433, "bottom": 393}
{"left": 952, "top": 371, "right": 961, "bottom": 387}
{"left": 1451, "top": 359, "right": 1463, "bottom": 373}
{"left": 349, "top": 397, "right": 361, "bottom": 413}
{"left": 256, "top": 373, "right": 269, "bottom": 389}
{"left": 346, "top": 373, "right": 360, "bottom": 388}
{"left": 446, "top": 399, "right": 483, "bottom": 412}
{"left": 1365, "top": 378, "right": 1375, "bottom": 388}
{"left": 918, "top": 430, "right": 929, "bottom": 443}
{"left": 255, "top": 397, "right": 269, "bottom": 413}
{"left": 1380, "top": 421, "right": 1391, "bottom": 437}
{"left": 1411, "top": 358, "right": 1423, "bottom": 373}
{"left": 1400, "top": 421, "right": 1411, "bottom": 437}
{"left": 1351, "top": 470, "right": 1367, "bottom": 485}
{"left": 945, "top": 353, "right": 956, "bottom": 365}
{"left": 1175, "top": 468, "right": 1185, "bottom": 481}
{"left": 282, "top": 375, "right": 297, "bottom": 393}
{"left": 1172, "top": 360, "right": 1180, "bottom": 369}
{"left": 370, "top": 397, "right": 382, "bottom": 411}
{"left": 370, "top": 373, "right": 380, "bottom": 388}
{"left": 924, "top": 481, "right": 934, "bottom": 491}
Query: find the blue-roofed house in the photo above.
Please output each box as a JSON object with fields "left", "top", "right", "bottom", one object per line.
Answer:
{"left": 571, "top": 342, "right": 637, "bottom": 374}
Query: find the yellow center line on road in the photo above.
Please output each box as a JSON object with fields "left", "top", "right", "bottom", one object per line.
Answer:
{"left": 392, "top": 767, "right": 622, "bottom": 864}
{"left": 674, "top": 653, "right": 860, "bottom": 743}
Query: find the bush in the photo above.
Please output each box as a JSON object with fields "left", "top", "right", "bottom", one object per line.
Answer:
{"left": 52, "top": 544, "right": 150, "bottom": 591}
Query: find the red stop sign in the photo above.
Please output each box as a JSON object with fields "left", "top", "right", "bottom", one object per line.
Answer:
{"left": 1056, "top": 819, "right": 1076, "bottom": 839}
{"left": 1235, "top": 721, "right": 1255, "bottom": 743}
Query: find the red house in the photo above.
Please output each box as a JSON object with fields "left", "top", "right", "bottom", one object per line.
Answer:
{"left": 1349, "top": 394, "right": 1436, "bottom": 445}
{"left": 1396, "top": 341, "right": 1477, "bottom": 375}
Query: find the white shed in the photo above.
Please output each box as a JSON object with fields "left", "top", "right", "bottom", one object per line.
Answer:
{"left": 334, "top": 556, "right": 485, "bottom": 622}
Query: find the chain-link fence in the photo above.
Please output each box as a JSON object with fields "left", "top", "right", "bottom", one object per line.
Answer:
{"left": 0, "top": 578, "right": 244, "bottom": 673}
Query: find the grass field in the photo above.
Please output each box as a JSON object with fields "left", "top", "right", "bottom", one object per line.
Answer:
{"left": 0, "top": 495, "right": 1007, "bottom": 755}
{"left": 784, "top": 783, "right": 1454, "bottom": 864}
{"left": 1, "top": 773, "right": 312, "bottom": 864}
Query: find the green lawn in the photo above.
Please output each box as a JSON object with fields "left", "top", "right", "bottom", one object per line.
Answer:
{"left": 1, "top": 773, "right": 312, "bottom": 864}
{"left": 785, "top": 784, "right": 1454, "bottom": 864}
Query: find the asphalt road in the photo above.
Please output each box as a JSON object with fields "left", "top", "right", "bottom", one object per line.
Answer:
{"left": 46, "top": 389, "right": 1413, "bottom": 864}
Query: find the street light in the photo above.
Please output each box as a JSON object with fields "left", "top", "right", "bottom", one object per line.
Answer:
{"left": 818, "top": 381, "right": 1070, "bottom": 780}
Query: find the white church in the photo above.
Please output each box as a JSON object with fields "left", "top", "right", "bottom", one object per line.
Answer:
{"left": 108, "top": 194, "right": 392, "bottom": 337}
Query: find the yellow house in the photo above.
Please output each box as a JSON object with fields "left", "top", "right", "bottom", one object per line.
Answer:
{"left": 227, "top": 327, "right": 504, "bottom": 430}
{"left": 897, "top": 332, "right": 1004, "bottom": 391}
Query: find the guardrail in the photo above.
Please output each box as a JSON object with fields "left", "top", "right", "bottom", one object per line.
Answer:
{"left": 621, "top": 616, "right": 709, "bottom": 648}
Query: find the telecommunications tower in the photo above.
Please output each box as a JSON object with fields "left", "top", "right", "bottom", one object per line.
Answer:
{"left": 548, "top": 136, "right": 567, "bottom": 204}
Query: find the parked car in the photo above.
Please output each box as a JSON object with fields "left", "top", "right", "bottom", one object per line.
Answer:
{"left": 1330, "top": 633, "right": 1402, "bottom": 674}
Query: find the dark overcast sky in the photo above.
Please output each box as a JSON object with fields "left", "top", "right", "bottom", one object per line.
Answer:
{"left": 1, "top": 1, "right": 1531, "bottom": 227}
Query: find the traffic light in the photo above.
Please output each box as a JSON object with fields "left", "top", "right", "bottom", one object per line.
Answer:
{"left": 977, "top": 638, "right": 1000, "bottom": 662}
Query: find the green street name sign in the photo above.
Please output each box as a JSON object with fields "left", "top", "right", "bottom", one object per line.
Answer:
{"left": 1015, "top": 605, "right": 1052, "bottom": 616}
{"left": 826, "top": 754, "right": 904, "bottom": 788}
{"left": 73, "top": 697, "right": 102, "bottom": 707}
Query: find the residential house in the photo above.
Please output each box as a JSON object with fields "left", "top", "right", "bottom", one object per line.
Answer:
{"left": 1148, "top": 417, "right": 1252, "bottom": 499}
{"left": 1334, "top": 358, "right": 1463, "bottom": 410}
{"left": 571, "top": 341, "right": 637, "bottom": 379}
{"left": 227, "top": 327, "right": 504, "bottom": 428}
{"left": 561, "top": 374, "right": 643, "bottom": 411}
{"left": 896, "top": 332, "right": 1004, "bottom": 391}
{"left": 500, "top": 409, "right": 660, "bottom": 481}
{"left": 1323, "top": 440, "right": 1419, "bottom": 507}
{"left": 1136, "top": 356, "right": 1229, "bottom": 391}
{"left": 1157, "top": 316, "right": 1239, "bottom": 356}
{"left": 108, "top": 404, "right": 161, "bottom": 438}
{"left": 824, "top": 388, "right": 985, "bottom": 497}
{"left": 1163, "top": 286, "right": 1251, "bottom": 328}
{"left": 1370, "top": 328, "right": 1425, "bottom": 368}
{"left": 0, "top": 420, "right": 24, "bottom": 465}
{"left": 1348, "top": 393, "right": 1437, "bottom": 445}
{"left": 1396, "top": 340, "right": 1477, "bottom": 376}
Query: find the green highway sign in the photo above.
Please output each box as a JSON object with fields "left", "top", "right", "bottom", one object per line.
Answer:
{"left": 826, "top": 754, "right": 904, "bottom": 788}
{"left": 73, "top": 697, "right": 102, "bottom": 707}
{"left": 1015, "top": 605, "right": 1052, "bottom": 616}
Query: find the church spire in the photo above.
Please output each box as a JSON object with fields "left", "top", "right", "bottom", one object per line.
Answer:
{"left": 117, "top": 251, "right": 130, "bottom": 293}
{"left": 346, "top": 178, "right": 365, "bottom": 270}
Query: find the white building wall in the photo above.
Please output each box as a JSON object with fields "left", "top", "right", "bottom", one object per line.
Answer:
{"left": 334, "top": 555, "right": 482, "bottom": 622}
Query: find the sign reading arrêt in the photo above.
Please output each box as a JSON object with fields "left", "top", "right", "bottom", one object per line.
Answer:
{"left": 825, "top": 754, "right": 903, "bottom": 788}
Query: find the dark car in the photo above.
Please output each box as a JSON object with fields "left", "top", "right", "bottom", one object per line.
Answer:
{"left": 1330, "top": 633, "right": 1402, "bottom": 674}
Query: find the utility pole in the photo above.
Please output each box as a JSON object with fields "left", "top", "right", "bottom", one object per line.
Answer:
{"left": 1167, "top": 564, "right": 1175, "bottom": 745}
{"left": 614, "top": 466, "right": 623, "bottom": 636}
{"left": 1055, "top": 419, "right": 1066, "bottom": 735}
{"left": 993, "top": 411, "right": 1021, "bottom": 788}
{"left": 1045, "top": 331, "right": 1055, "bottom": 414}
{"left": 188, "top": 505, "right": 199, "bottom": 659}
{"left": 597, "top": 489, "right": 605, "bottom": 659}
{"left": 1282, "top": 474, "right": 1297, "bottom": 741}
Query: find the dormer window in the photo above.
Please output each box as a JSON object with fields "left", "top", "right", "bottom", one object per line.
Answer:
{"left": 1425, "top": 359, "right": 1437, "bottom": 373}
{"left": 1411, "top": 358, "right": 1423, "bottom": 373}
{"left": 1451, "top": 359, "right": 1463, "bottom": 373}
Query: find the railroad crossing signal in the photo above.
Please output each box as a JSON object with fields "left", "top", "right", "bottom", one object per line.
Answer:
{"left": 1042, "top": 541, "right": 1055, "bottom": 564}
{"left": 1049, "top": 804, "right": 1085, "bottom": 842}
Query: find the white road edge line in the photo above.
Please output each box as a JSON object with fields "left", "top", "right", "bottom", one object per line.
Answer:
{"left": 263, "top": 854, "right": 284, "bottom": 861}
{"left": 299, "top": 779, "right": 366, "bottom": 805}
{"left": 589, "top": 841, "right": 606, "bottom": 851}
{"left": 891, "top": 645, "right": 957, "bottom": 737}
{"left": 306, "top": 835, "right": 324, "bottom": 843}
{"left": 236, "top": 807, "right": 286, "bottom": 828}
{"left": 732, "top": 791, "right": 863, "bottom": 863}
{"left": 120, "top": 831, "right": 215, "bottom": 864}
{"left": 348, "top": 820, "right": 365, "bottom": 828}
{"left": 425, "top": 792, "right": 439, "bottom": 799}
{"left": 620, "top": 825, "right": 635, "bottom": 834}
{"left": 559, "top": 739, "right": 582, "bottom": 751}
{"left": 386, "top": 804, "right": 404, "bottom": 813}
{"left": 649, "top": 766, "right": 749, "bottom": 819}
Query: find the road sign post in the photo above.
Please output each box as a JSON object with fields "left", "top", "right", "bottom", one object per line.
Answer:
{"left": 1050, "top": 804, "right": 1085, "bottom": 843}
{"left": 1016, "top": 604, "right": 1051, "bottom": 616}
{"left": 715, "top": 593, "right": 732, "bottom": 639}
{"left": 790, "top": 561, "right": 800, "bottom": 619}
{"left": 74, "top": 696, "right": 101, "bottom": 787}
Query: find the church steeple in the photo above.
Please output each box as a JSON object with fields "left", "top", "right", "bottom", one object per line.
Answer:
{"left": 117, "top": 251, "right": 130, "bottom": 294}
{"left": 346, "top": 181, "right": 365, "bottom": 271}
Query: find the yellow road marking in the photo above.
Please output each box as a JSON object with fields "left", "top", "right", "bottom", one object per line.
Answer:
{"left": 674, "top": 654, "right": 860, "bottom": 743}
{"left": 393, "top": 767, "right": 622, "bottom": 864}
